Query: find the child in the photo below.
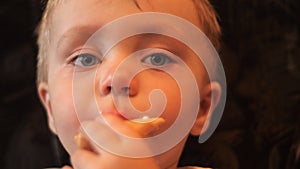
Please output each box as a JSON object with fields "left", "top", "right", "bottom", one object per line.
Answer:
{"left": 36, "top": 0, "right": 225, "bottom": 168}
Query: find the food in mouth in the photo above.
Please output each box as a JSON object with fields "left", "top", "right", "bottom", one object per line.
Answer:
{"left": 125, "top": 116, "right": 165, "bottom": 137}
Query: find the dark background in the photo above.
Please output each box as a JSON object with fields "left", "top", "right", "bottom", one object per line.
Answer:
{"left": 0, "top": 0, "right": 299, "bottom": 169}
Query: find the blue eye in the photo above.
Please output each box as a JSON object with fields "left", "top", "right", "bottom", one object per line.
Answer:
{"left": 73, "top": 53, "right": 101, "bottom": 67}
{"left": 142, "top": 53, "right": 172, "bottom": 66}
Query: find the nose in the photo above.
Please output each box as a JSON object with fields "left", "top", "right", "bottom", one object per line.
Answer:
{"left": 99, "top": 68, "right": 138, "bottom": 96}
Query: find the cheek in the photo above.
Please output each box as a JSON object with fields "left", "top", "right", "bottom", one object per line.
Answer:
{"left": 187, "top": 56, "right": 208, "bottom": 92}
{"left": 130, "top": 71, "right": 181, "bottom": 127}
{"left": 49, "top": 77, "right": 80, "bottom": 154}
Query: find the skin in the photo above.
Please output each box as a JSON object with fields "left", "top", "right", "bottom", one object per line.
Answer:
{"left": 38, "top": 0, "right": 221, "bottom": 168}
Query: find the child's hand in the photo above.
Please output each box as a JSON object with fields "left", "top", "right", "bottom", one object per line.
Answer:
{"left": 69, "top": 148, "right": 160, "bottom": 169}
{"left": 68, "top": 115, "right": 162, "bottom": 169}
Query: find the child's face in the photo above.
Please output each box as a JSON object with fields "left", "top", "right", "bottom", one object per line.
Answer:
{"left": 39, "top": 0, "right": 216, "bottom": 168}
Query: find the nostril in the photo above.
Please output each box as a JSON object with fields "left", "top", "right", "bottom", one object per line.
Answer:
{"left": 99, "top": 73, "right": 137, "bottom": 96}
{"left": 106, "top": 86, "right": 112, "bottom": 94}
{"left": 101, "top": 86, "right": 112, "bottom": 95}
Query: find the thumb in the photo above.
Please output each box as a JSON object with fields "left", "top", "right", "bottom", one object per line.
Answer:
{"left": 61, "top": 165, "right": 73, "bottom": 169}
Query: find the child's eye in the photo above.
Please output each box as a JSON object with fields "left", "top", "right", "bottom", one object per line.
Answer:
{"left": 73, "top": 53, "right": 101, "bottom": 67}
{"left": 142, "top": 53, "right": 173, "bottom": 67}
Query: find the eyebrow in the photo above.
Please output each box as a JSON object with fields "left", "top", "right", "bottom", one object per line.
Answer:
{"left": 56, "top": 0, "right": 149, "bottom": 49}
{"left": 56, "top": 25, "right": 100, "bottom": 51}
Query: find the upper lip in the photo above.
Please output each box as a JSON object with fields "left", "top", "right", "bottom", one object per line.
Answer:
{"left": 101, "top": 110, "right": 127, "bottom": 119}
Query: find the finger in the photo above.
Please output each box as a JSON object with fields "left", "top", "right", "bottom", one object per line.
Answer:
{"left": 61, "top": 165, "right": 73, "bottom": 169}
{"left": 74, "top": 116, "right": 129, "bottom": 155}
{"left": 80, "top": 115, "right": 159, "bottom": 157}
{"left": 80, "top": 118, "right": 121, "bottom": 153}
{"left": 71, "top": 149, "right": 102, "bottom": 169}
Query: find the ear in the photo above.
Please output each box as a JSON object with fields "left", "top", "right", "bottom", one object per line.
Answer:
{"left": 190, "top": 81, "right": 221, "bottom": 136}
{"left": 38, "top": 82, "right": 57, "bottom": 134}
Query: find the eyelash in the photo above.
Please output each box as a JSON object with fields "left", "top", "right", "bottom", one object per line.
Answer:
{"left": 71, "top": 53, "right": 102, "bottom": 67}
{"left": 141, "top": 52, "right": 173, "bottom": 67}
{"left": 68, "top": 49, "right": 175, "bottom": 68}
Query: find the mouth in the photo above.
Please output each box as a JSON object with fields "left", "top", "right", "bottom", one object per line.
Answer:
{"left": 109, "top": 111, "right": 129, "bottom": 120}
{"left": 100, "top": 112, "right": 166, "bottom": 137}
{"left": 102, "top": 109, "right": 157, "bottom": 122}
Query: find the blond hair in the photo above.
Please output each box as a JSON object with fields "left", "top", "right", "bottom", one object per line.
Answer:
{"left": 36, "top": 0, "right": 221, "bottom": 83}
{"left": 36, "top": 0, "right": 63, "bottom": 83}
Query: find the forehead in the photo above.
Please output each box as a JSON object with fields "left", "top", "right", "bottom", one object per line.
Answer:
{"left": 49, "top": 0, "right": 200, "bottom": 46}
